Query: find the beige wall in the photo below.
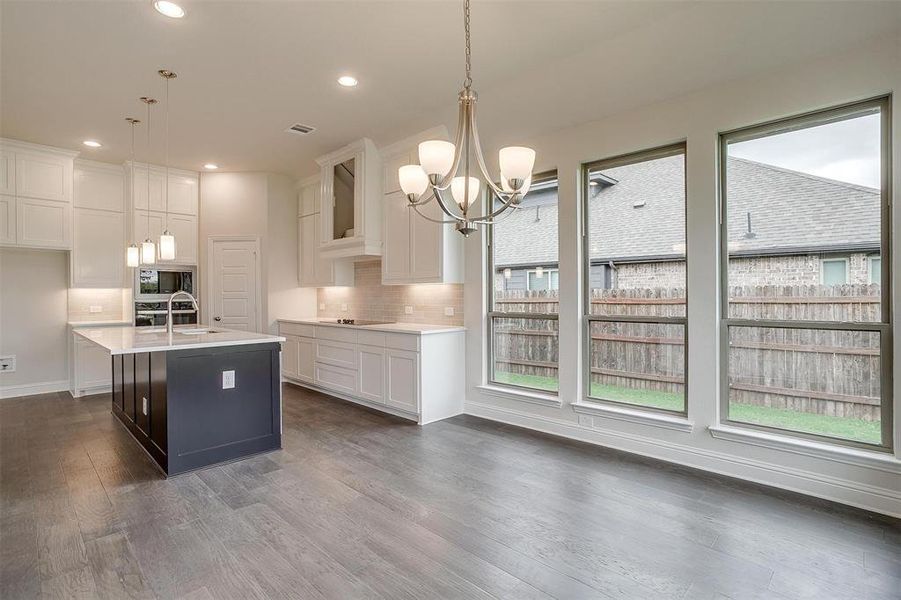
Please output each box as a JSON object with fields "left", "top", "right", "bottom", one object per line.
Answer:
{"left": 0, "top": 249, "right": 69, "bottom": 393}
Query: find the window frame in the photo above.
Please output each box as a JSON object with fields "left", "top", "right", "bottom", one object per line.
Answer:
{"left": 581, "top": 143, "right": 689, "bottom": 417}
{"left": 820, "top": 257, "right": 850, "bottom": 286}
{"left": 718, "top": 95, "right": 893, "bottom": 452}
{"left": 526, "top": 268, "right": 560, "bottom": 291}
{"left": 869, "top": 255, "right": 882, "bottom": 285}
{"left": 487, "top": 170, "right": 560, "bottom": 395}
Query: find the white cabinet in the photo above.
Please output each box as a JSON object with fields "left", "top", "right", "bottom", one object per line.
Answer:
{"left": 297, "top": 176, "right": 353, "bottom": 287}
{"left": 133, "top": 210, "right": 166, "bottom": 244}
{"left": 166, "top": 213, "right": 198, "bottom": 264}
{"left": 72, "top": 208, "right": 125, "bottom": 287}
{"left": 166, "top": 174, "right": 199, "bottom": 215}
{"left": 0, "top": 194, "right": 15, "bottom": 244}
{"left": 380, "top": 152, "right": 463, "bottom": 285}
{"left": 17, "top": 197, "right": 71, "bottom": 249}
{"left": 74, "top": 161, "right": 125, "bottom": 211}
{"left": 0, "top": 150, "right": 15, "bottom": 195}
{"left": 316, "top": 138, "right": 383, "bottom": 259}
{"left": 16, "top": 153, "right": 71, "bottom": 202}
{"left": 277, "top": 321, "right": 464, "bottom": 424}
{"left": 129, "top": 166, "right": 166, "bottom": 211}
{"left": 70, "top": 325, "right": 125, "bottom": 397}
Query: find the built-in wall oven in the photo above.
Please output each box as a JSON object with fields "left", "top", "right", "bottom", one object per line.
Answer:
{"left": 134, "top": 266, "right": 198, "bottom": 327}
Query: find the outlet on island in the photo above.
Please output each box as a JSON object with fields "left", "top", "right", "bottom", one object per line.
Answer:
{"left": 222, "top": 370, "right": 235, "bottom": 389}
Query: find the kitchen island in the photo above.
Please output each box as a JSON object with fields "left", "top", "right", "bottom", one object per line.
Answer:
{"left": 75, "top": 325, "right": 285, "bottom": 476}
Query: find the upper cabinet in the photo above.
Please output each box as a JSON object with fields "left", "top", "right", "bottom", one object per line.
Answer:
{"left": 166, "top": 173, "right": 199, "bottom": 215}
{"left": 75, "top": 160, "right": 125, "bottom": 212}
{"left": 316, "top": 138, "right": 382, "bottom": 259}
{"left": 380, "top": 147, "right": 463, "bottom": 286}
{"left": 296, "top": 176, "right": 353, "bottom": 287}
{"left": 0, "top": 138, "right": 77, "bottom": 251}
{"left": 71, "top": 160, "right": 126, "bottom": 287}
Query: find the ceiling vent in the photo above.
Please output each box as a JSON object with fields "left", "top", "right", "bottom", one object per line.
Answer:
{"left": 286, "top": 123, "right": 316, "bottom": 135}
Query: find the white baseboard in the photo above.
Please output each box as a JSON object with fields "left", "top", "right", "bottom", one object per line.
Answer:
{"left": 465, "top": 400, "right": 901, "bottom": 518}
{"left": 0, "top": 379, "right": 70, "bottom": 400}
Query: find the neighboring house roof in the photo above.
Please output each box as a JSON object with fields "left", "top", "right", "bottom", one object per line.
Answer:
{"left": 493, "top": 155, "right": 880, "bottom": 268}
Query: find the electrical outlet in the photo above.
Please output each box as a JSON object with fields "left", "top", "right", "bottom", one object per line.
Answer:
{"left": 404, "top": 305, "right": 413, "bottom": 315}
{"left": 142, "top": 396, "right": 148, "bottom": 416}
{"left": 444, "top": 307, "right": 455, "bottom": 316}
{"left": 0, "top": 356, "right": 15, "bottom": 373}
{"left": 319, "top": 302, "right": 325, "bottom": 311}
{"left": 341, "top": 303, "right": 348, "bottom": 312}
{"left": 89, "top": 305, "right": 103, "bottom": 314}
{"left": 222, "top": 370, "right": 235, "bottom": 389}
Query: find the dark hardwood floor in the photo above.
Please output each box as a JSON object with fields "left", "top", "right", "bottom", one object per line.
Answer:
{"left": 1, "top": 384, "right": 899, "bottom": 599}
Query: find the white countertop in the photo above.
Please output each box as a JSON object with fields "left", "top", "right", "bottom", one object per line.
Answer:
{"left": 68, "top": 319, "right": 133, "bottom": 328}
{"left": 74, "top": 325, "right": 285, "bottom": 355}
{"left": 278, "top": 318, "right": 465, "bottom": 335}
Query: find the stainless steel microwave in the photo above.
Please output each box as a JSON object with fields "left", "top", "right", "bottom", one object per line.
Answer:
{"left": 135, "top": 267, "right": 196, "bottom": 301}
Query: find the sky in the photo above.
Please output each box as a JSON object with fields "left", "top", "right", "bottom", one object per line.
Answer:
{"left": 729, "top": 113, "right": 880, "bottom": 189}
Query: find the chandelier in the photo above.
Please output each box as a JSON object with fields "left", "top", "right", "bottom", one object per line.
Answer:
{"left": 397, "top": 0, "right": 536, "bottom": 236}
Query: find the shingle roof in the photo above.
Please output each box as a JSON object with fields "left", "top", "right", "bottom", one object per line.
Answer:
{"left": 493, "top": 155, "right": 880, "bottom": 267}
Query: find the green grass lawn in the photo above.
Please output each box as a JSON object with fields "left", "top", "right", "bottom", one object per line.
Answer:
{"left": 492, "top": 371, "right": 881, "bottom": 444}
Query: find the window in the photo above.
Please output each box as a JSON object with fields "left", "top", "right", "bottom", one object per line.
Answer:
{"left": 527, "top": 268, "right": 559, "bottom": 291}
{"left": 488, "top": 172, "right": 559, "bottom": 393}
{"left": 821, "top": 258, "right": 849, "bottom": 286}
{"left": 721, "top": 97, "right": 891, "bottom": 450}
{"left": 582, "top": 144, "right": 687, "bottom": 414}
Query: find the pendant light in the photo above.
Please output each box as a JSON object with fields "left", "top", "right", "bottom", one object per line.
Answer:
{"left": 157, "top": 69, "right": 177, "bottom": 261}
{"left": 125, "top": 117, "right": 141, "bottom": 268}
{"left": 140, "top": 96, "right": 158, "bottom": 265}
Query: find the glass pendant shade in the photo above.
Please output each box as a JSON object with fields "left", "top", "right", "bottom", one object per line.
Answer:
{"left": 418, "top": 140, "right": 456, "bottom": 177}
{"left": 141, "top": 239, "right": 156, "bottom": 265}
{"left": 499, "top": 146, "right": 536, "bottom": 183}
{"left": 398, "top": 165, "right": 429, "bottom": 197}
{"left": 126, "top": 244, "right": 140, "bottom": 268}
{"left": 450, "top": 176, "right": 480, "bottom": 208}
{"left": 158, "top": 230, "right": 176, "bottom": 261}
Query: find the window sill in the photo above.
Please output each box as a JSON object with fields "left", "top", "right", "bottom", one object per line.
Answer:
{"left": 476, "top": 385, "right": 563, "bottom": 408}
{"left": 708, "top": 425, "right": 901, "bottom": 474}
{"left": 571, "top": 401, "right": 693, "bottom": 433}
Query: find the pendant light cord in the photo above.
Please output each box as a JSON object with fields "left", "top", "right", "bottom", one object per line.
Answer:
{"left": 164, "top": 74, "right": 170, "bottom": 217}
{"left": 463, "top": 0, "right": 472, "bottom": 90}
{"left": 146, "top": 100, "right": 152, "bottom": 234}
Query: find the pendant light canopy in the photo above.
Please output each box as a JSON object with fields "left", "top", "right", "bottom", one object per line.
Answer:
{"left": 157, "top": 69, "right": 177, "bottom": 261}
{"left": 125, "top": 117, "right": 141, "bottom": 268}
{"left": 140, "top": 96, "right": 158, "bottom": 265}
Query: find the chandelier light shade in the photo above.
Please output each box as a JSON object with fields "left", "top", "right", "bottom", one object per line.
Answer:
{"left": 127, "top": 244, "right": 140, "bottom": 268}
{"left": 397, "top": 0, "right": 536, "bottom": 236}
{"left": 158, "top": 231, "right": 176, "bottom": 261}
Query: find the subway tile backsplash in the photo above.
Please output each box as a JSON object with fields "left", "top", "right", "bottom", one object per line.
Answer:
{"left": 317, "top": 260, "right": 463, "bottom": 326}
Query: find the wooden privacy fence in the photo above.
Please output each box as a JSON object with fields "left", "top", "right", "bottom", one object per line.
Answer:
{"left": 493, "top": 285, "right": 882, "bottom": 421}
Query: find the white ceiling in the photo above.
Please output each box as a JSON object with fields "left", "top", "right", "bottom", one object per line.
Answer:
{"left": 2, "top": 1, "right": 899, "bottom": 178}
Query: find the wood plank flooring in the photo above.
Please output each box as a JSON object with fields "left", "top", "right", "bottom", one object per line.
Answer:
{"left": 1, "top": 384, "right": 899, "bottom": 599}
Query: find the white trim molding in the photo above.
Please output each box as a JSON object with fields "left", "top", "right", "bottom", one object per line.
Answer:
{"left": 572, "top": 401, "right": 694, "bottom": 433}
{"left": 0, "top": 379, "right": 70, "bottom": 400}
{"left": 476, "top": 384, "right": 562, "bottom": 408}
{"left": 466, "top": 400, "right": 901, "bottom": 518}
{"left": 709, "top": 424, "right": 901, "bottom": 475}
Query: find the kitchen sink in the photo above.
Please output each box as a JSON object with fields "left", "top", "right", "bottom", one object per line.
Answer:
{"left": 177, "top": 328, "right": 223, "bottom": 335}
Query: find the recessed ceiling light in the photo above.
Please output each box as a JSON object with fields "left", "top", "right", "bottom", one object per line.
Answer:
{"left": 203, "top": 163, "right": 219, "bottom": 170}
{"left": 82, "top": 140, "right": 102, "bottom": 148}
{"left": 337, "top": 75, "right": 358, "bottom": 87}
{"left": 154, "top": 1, "right": 185, "bottom": 18}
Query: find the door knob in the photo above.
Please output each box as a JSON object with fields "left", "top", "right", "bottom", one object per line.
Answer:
{"left": 214, "top": 317, "right": 221, "bottom": 321}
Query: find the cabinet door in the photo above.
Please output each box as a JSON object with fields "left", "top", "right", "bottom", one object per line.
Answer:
{"left": 281, "top": 335, "right": 299, "bottom": 378}
{"left": 386, "top": 349, "right": 419, "bottom": 413}
{"left": 16, "top": 153, "right": 70, "bottom": 202}
{"left": 73, "top": 208, "right": 125, "bottom": 287}
{"left": 133, "top": 210, "right": 165, "bottom": 245}
{"left": 410, "top": 193, "right": 442, "bottom": 281}
{"left": 112, "top": 354, "right": 124, "bottom": 412}
{"left": 74, "top": 164, "right": 124, "bottom": 211}
{"left": 16, "top": 197, "right": 71, "bottom": 249}
{"left": 134, "top": 352, "right": 151, "bottom": 437}
{"left": 166, "top": 214, "right": 198, "bottom": 264}
{"left": 0, "top": 150, "right": 15, "bottom": 195}
{"left": 298, "top": 216, "right": 317, "bottom": 286}
{"left": 299, "top": 182, "right": 318, "bottom": 217}
{"left": 383, "top": 152, "right": 412, "bottom": 194}
{"left": 76, "top": 337, "right": 112, "bottom": 391}
{"left": 132, "top": 169, "right": 166, "bottom": 211}
{"left": 297, "top": 337, "right": 314, "bottom": 383}
{"left": 358, "top": 345, "right": 386, "bottom": 404}
{"left": 166, "top": 174, "right": 198, "bottom": 215}
{"left": 0, "top": 194, "right": 15, "bottom": 244}
{"left": 382, "top": 191, "right": 410, "bottom": 282}
{"left": 312, "top": 213, "right": 335, "bottom": 285}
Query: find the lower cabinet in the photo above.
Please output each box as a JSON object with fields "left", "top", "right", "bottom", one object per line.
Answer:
{"left": 71, "top": 335, "right": 112, "bottom": 397}
{"left": 385, "top": 349, "right": 419, "bottom": 413}
{"left": 358, "top": 345, "right": 386, "bottom": 403}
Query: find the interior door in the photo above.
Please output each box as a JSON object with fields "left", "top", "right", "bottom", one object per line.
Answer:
{"left": 210, "top": 239, "right": 260, "bottom": 332}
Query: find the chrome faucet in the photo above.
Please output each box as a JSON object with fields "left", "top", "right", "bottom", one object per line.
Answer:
{"left": 166, "top": 290, "right": 199, "bottom": 334}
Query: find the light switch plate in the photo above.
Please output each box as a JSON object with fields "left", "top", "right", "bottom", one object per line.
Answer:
{"left": 444, "top": 307, "right": 455, "bottom": 316}
{"left": 0, "top": 356, "right": 15, "bottom": 373}
{"left": 341, "top": 303, "right": 348, "bottom": 312}
{"left": 404, "top": 305, "right": 413, "bottom": 315}
{"left": 222, "top": 370, "right": 235, "bottom": 389}
{"left": 89, "top": 305, "right": 103, "bottom": 314}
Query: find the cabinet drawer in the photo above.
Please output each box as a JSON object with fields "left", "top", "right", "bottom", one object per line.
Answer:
{"left": 316, "top": 325, "right": 357, "bottom": 344}
{"left": 279, "top": 321, "right": 315, "bottom": 338}
{"left": 385, "top": 332, "right": 419, "bottom": 351}
{"left": 315, "top": 340, "right": 358, "bottom": 370}
{"left": 315, "top": 362, "right": 358, "bottom": 396}
{"left": 357, "top": 330, "right": 386, "bottom": 348}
